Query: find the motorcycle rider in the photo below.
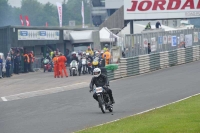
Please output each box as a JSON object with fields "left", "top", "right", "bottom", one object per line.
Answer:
{"left": 89, "top": 68, "right": 115, "bottom": 104}
{"left": 70, "top": 52, "right": 79, "bottom": 63}
{"left": 86, "top": 53, "right": 93, "bottom": 74}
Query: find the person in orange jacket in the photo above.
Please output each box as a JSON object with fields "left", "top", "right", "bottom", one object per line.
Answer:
{"left": 103, "top": 49, "right": 111, "bottom": 65}
{"left": 53, "top": 53, "right": 60, "bottom": 78}
{"left": 58, "top": 53, "right": 68, "bottom": 78}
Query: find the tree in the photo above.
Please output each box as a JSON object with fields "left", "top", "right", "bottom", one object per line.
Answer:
{"left": 63, "top": 0, "right": 90, "bottom": 26}
{"left": 43, "top": 2, "right": 58, "bottom": 26}
{"left": 0, "top": 0, "right": 15, "bottom": 26}
{"left": 21, "top": 0, "right": 44, "bottom": 26}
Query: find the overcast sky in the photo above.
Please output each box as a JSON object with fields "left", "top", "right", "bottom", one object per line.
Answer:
{"left": 8, "top": 0, "right": 64, "bottom": 7}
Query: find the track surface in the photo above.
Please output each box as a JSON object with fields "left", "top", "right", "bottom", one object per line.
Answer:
{"left": 0, "top": 61, "right": 200, "bottom": 133}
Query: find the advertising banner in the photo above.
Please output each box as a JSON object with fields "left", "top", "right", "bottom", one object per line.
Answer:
{"left": 18, "top": 30, "right": 59, "bottom": 40}
{"left": 171, "top": 36, "right": 177, "bottom": 46}
{"left": 180, "top": 34, "right": 185, "bottom": 42}
{"left": 185, "top": 34, "right": 193, "bottom": 47}
{"left": 56, "top": 2, "right": 62, "bottom": 27}
{"left": 194, "top": 32, "right": 198, "bottom": 42}
{"left": 124, "top": 0, "right": 200, "bottom": 20}
{"left": 158, "top": 36, "right": 163, "bottom": 45}
{"left": 81, "top": 1, "right": 85, "bottom": 28}
{"left": 163, "top": 36, "right": 167, "bottom": 44}
{"left": 168, "top": 36, "right": 172, "bottom": 44}
{"left": 143, "top": 38, "right": 148, "bottom": 47}
{"left": 151, "top": 37, "right": 157, "bottom": 52}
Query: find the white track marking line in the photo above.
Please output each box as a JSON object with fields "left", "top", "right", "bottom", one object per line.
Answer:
{"left": 76, "top": 93, "right": 200, "bottom": 132}
{"left": 1, "top": 97, "right": 7, "bottom": 101}
{"left": 1, "top": 82, "right": 88, "bottom": 101}
{"left": 5, "top": 82, "right": 87, "bottom": 97}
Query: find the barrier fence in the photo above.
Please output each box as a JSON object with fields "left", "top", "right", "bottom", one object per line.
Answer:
{"left": 107, "top": 45, "right": 200, "bottom": 81}
{"left": 32, "top": 58, "right": 42, "bottom": 72}
{"left": 124, "top": 28, "right": 200, "bottom": 58}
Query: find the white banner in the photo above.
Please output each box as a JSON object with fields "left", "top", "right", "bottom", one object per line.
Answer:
{"left": 168, "top": 36, "right": 172, "bottom": 44}
{"left": 194, "top": 32, "right": 198, "bottom": 42}
{"left": 143, "top": 38, "right": 148, "bottom": 47}
{"left": 56, "top": 2, "right": 62, "bottom": 27}
{"left": 151, "top": 37, "right": 157, "bottom": 52}
{"left": 185, "top": 34, "right": 193, "bottom": 47}
{"left": 18, "top": 30, "right": 59, "bottom": 40}
{"left": 124, "top": 0, "right": 200, "bottom": 20}
{"left": 163, "top": 36, "right": 167, "bottom": 44}
{"left": 81, "top": 1, "right": 85, "bottom": 28}
{"left": 180, "top": 34, "right": 185, "bottom": 42}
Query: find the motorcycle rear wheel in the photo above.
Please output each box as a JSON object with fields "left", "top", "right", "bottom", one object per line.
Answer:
{"left": 109, "top": 107, "right": 113, "bottom": 112}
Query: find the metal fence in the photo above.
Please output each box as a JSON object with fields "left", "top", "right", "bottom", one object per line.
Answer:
{"left": 107, "top": 45, "right": 200, "bottom": 81}
{"left": 123, "top": 28, "right": 200, "bottom": 57}
{"left": 32, "top": 57, "right": 42, "bottom": 72}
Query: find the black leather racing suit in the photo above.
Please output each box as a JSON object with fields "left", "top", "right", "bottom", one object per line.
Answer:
{"left": 90, "top": 74, "right": 114, "bottom": 102}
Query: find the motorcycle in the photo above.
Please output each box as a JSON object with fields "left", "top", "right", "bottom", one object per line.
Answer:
{"left": 70, "top": 60, "right": 79, "bottom": 76}
{"left": 93, "top": 86, "right": 113, "bottom": 113}
{"left": 43, "top": 58, "right": 52, "bottom": 72}
{"left": 92, "top": 57, "right": 99, "bottom": 75}
{"left": 81, "top": 57, "right": 87, "bottom": 74}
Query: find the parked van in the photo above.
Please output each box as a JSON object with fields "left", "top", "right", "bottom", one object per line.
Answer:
{"left": 0, "top": 53, "right": 6, "bottom": 77}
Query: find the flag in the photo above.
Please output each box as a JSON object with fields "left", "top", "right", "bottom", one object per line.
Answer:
{"left": 46, "top": 22, "right": 48, "bottom": 27}
{"left": 81, "top": 1, "right": 85, "bottom": 28}
{"left": 56, "top": 2, "right": 62, "bottom": 27}
{"left": 19, "top": 15, "right": 24, "bottom": 26}
{"left": 25, "top": 16, "right": 30, "bottom": 26}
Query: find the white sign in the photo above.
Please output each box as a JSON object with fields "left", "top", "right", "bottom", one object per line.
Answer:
{"left": 168, "top": 36, "right": 172, "bottom": 44}
{"left": 180, "top": 34, "right": 185, "bottom": 42}
{"left": 124, "top": 0, "right": 200, "bottom": 20}
{"left": 185, "top": 34, "right": 193, "bottom": 47}
{"left": 151, "top": 37, "right": 157, "bottom": 52}
{"left": 56, "top": 2, "right": 62, "bottom": 27}
{"left": 18, "top": 30, "right": 59, "bottom": 40}
{"left": 143, "top": 38, "right": 148, "bottom": 47}
{"left": 163, "top": 36, "right": 167, "bottom": 44}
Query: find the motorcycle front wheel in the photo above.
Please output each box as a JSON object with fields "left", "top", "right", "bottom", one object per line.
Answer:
{"left": 98, "top": 96, "right": 106, "bottom": 113}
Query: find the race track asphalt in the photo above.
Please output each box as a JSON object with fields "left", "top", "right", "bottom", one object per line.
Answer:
{"left": 0, "top": 61, "right": 200, "bottom": 133}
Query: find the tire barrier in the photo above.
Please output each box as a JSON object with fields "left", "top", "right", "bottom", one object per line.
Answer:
{"left": 107, "top": 45, "right": 200, "bottom": 81}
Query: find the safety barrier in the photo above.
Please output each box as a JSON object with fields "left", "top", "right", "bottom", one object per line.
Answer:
{"left": 107, "top": 45, "right": 200, "bottom": 81}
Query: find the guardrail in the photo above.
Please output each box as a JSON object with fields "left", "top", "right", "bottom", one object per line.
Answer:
{"left": 107, "top": 45, "right": 200, "bottom": 81}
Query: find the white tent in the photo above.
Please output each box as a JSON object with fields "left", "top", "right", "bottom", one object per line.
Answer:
{"left": 100, "top": 27, "right": 119, "bottom": 43}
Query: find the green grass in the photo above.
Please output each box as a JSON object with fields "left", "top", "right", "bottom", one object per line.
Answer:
{"left": 77, "top": 95, "right": 200, "bottom": 133}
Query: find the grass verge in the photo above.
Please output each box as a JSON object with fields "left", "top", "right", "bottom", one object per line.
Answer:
{"left": 77, "top": 95, "right": 200, "bottom": 133}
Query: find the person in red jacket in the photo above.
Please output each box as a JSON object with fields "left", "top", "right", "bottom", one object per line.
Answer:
{"left": 58, "top": 53, "right": 68, "bottom": 78}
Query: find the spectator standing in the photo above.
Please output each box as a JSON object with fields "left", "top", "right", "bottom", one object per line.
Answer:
{"left": 155, "top": 21, "right": 161, "bottom": 29}
{"left": 6, "top": 57, "right": 11, "bottom": 77}
{"left": 24, "top": 52, "right": 29, "bottom": 73}
{"left": 148, "top": 43, "right": 151, "bottom": 54}
{"left": 58, "top": 53, "right": 68, "bottom": 78}
{"left": 14, "top": 52, "right": 20, "bottom": 74}
{"left": 145, "top": 22, "right": 151, "bottom": 29}
{"left": 0, "top": 55, "right": 2, "bottom": 78}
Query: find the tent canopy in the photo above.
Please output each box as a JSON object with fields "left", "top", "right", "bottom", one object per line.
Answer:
{"left": 100, "top": 27, "right": 119, "bottom": 43}
{"left": 69, "top": 30, "right": 94, "bottom": 43}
